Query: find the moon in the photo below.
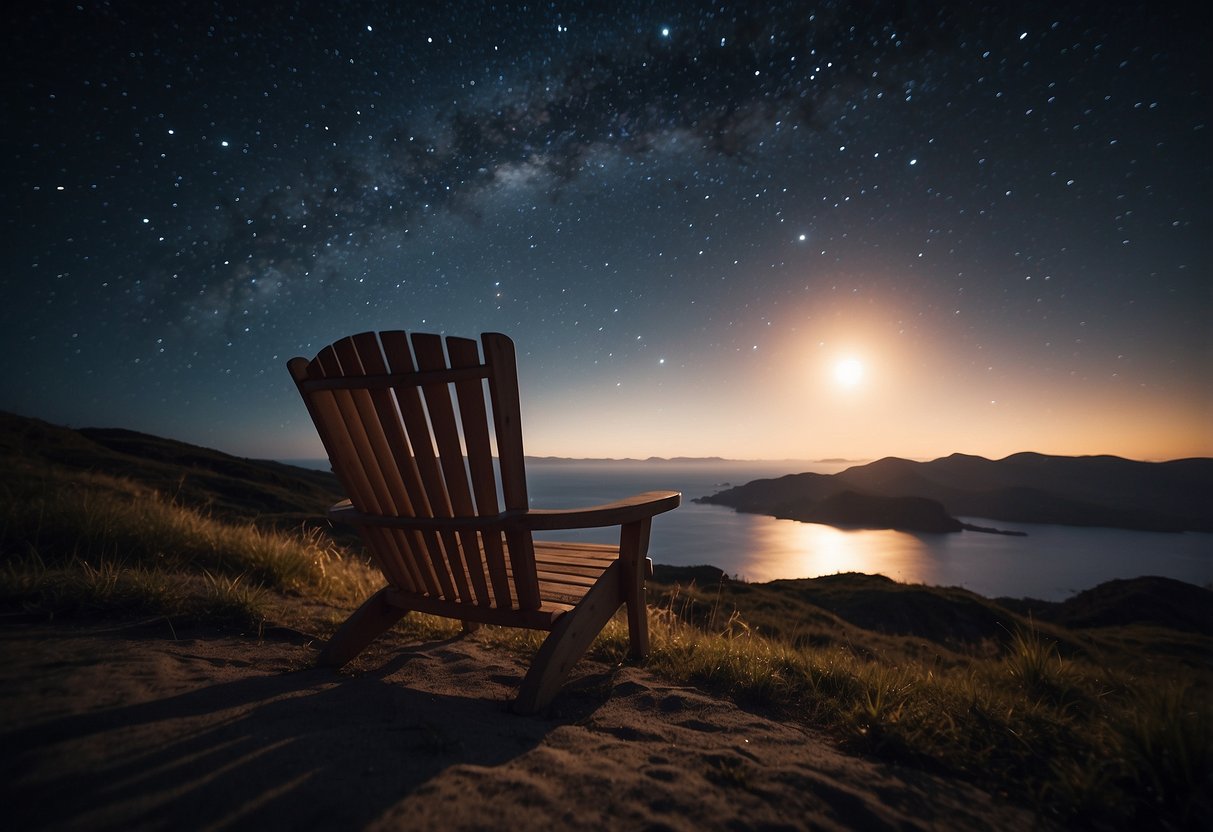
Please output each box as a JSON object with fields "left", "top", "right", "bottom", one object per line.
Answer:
{"left": 833, "top": 357, "right": 864, "bottom": 388}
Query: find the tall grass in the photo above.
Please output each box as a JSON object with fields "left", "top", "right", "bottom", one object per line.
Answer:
{"left": 569, "top": 582, "right": 1212, "bottom": 829}
{"left": 1116, "top": 683, "right": 1213, "bottom": 828}
{"left": 0, "top": 470, "right": 379, "bottom": 626}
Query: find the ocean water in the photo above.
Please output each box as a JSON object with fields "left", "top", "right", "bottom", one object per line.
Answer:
{"left": 291, "top": 458, "right": 1213, "bottom": 601}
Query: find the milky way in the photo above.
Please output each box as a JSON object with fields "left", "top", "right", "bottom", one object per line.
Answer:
{"left": 4, "top": 1, "right": 1209, "bottom": 460}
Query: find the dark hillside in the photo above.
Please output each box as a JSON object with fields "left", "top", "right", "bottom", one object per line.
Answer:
{"left": 1003, "top": 576, "right": 1213, "bottom": 635}
{"left": 696, "top": 471, "right": 836, "bottom": 514}
{"left": 764, "top": 573, "right": 1022, "bottom": 649}
{"left": 1, "top": 411, "right": 342, "bottom": 529}
{"left": 649, "top": 569, "right": 1213, "bottom": 671}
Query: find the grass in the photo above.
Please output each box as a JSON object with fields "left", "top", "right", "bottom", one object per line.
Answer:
{"left": 0, "top": 467, "right": 380, "bottom": 628}
{"left": 2, "top": 462, "right": 1210, "bottom": 830}
{"left": 633, "top": 583, "right": 1212, "bottom": 830}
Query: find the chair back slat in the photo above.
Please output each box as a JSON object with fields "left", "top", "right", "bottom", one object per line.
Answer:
{"left": 334, "top": 342, "right": 434, "bottom": 595}
{"left": 344, "top": 333, "right": 435, "bottom": 596}
{"left": 310, "top": 346, "right": 382, "bottom": 512}
{"left": 410, "top": 333, "right": 496, "bottom": 606}
{"left": 291, "top": 331, "right": 541, "bottom": 611}
{"left": 336, "top": 333, "right": 461, "bottom": 602}
{"left": 288, "top": 355, "right": 406, "bottom": 589}
{"left": 287, "top": 356, "right": 364, "bottom": 510}
{"left": 482, "top": 333, "right": 528, "bottom": 510}
{"left": 307, "top": 345, "right": 418, "bottom": 593}
{"left": 378, "top": 331, "right": 463, "bottom": 599}
{"left": 445, "top": 336, "right": 499, "bottom": 514}
{"left": 331, "top": 337, "right": 408, "bottom": 512}
{"left": 409, "top": 334, "right": 475, "bottom": 507}
{"left": 482, "top": 333, "right": 540, "bottom": 609}
{"left": 447, "top": 336, "right": 506, "bottom": 607}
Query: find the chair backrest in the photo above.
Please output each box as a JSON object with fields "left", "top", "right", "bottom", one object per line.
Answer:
{"left": 288, "top": 331, "right": 541, "bottom": 612}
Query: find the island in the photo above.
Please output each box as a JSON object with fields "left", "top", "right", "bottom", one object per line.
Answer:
{"left": 697, "top": 453, "right": 1213, "bottom": 534}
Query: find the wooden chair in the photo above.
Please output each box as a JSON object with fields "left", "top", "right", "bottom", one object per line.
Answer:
{"left": 288, "top": 331, "right": 679, "bottom": 713}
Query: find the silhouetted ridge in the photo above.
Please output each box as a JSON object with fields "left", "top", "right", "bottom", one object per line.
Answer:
{"left": 1043, "top": 577, "right": 1212, "bottom": 634}
{"left": 699, "top": 452, "right": 1213, "bottom": 532}
{"left": 0, "top": 411, "right": 342, "bottom": 528}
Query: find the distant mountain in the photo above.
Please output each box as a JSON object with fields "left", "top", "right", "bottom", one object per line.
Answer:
{"left": 524, "top": 455, "right": 803, "bottom": 464}
{"left": 698, "top": 452, "right": 1213, "bottom": 533}
{"left": 649, "top": 568, "right": 1213, "bottom": 646}
{"left": 524, "top": 455, "right": 732, "bottom": 464}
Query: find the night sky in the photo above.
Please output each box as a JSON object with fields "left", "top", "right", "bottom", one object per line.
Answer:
{"left": 4, "top": 1, "right": 1210, "bottom": 461}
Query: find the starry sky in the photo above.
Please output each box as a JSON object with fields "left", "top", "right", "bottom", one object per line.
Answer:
{"left": 4, "top": 1, "right": 1210, "bottom": 462}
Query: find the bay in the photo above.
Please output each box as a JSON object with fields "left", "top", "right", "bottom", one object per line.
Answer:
{"left": 524, "top": 460, "right": 1213, "bottom": 601}
{"left": 291, "top": 458, "right": 1213, "bottom": 601}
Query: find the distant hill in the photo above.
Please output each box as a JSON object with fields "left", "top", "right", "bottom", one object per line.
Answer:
{"left": 998, "top": 575, "right": 1213, "bottom": 635}
{"left": 523, "top": 455, "right": 811, "bottom": 464}
{"left": 0, "top": 411, "right": 343, "bottom": 530}
{"left": 698, "top": 452, "right": 1213, "bottom": 533}
{"left": 650, "top": 568, "right": 1213, "bottom": 651}
{"left": 524, "top": 455, "right": 732, "bottom": 464}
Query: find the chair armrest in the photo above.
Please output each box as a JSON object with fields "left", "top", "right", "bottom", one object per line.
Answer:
{"left": 523, "top": 490, "right": 681, "bottom": 531}
{"left": 328, "top": 500, "right": 523, "bottom": 531}
{"left": 327, "top": 491, "right": 680, "bottom": 532}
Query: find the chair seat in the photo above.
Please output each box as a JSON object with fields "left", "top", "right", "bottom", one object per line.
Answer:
{"left": 379, "top": 540, "right": 633, "bottom": 629}
{"left": 534, "top": 540, "right": 619, "bottom": 606}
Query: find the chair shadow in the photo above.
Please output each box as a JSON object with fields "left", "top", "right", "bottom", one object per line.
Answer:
{"left": 3, "top": 632, "right": 617, "bottom": 830}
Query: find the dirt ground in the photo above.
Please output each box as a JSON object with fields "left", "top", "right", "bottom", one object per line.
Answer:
{"left": 0, "top": 619, "right": 1046, "bottom": 831}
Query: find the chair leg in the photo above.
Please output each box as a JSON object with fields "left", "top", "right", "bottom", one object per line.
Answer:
{"left": 619, "top": 519, "right": 653, "bottom": 660}
{"left": 513, "top": 563, "right": 623, "bottom": 714}
{"left": 461, "top": 620, "right": 481, "bottom": 634}
{"left": 317, "top": 587, "right": 408, "bottom": 668}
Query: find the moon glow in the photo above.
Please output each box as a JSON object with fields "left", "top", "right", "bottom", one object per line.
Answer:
{"left": 834, "top": 358, "right": 865, "bottom": 388}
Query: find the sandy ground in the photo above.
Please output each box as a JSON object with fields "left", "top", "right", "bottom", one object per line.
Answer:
{"left": 0, "top": 619, "right": 1046, "bottom": 831}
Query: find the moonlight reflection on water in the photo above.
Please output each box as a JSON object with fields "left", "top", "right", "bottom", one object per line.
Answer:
{"left": 737, "top": 517, "right": 936, "bottom": 584}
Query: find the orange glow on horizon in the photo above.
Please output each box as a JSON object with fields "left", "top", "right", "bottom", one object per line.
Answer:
{"left": 272, "top": 297, "right": 1211, "bottom": 464}
{"left": 511, "top": 299, "right": 1212, "bottom": 462}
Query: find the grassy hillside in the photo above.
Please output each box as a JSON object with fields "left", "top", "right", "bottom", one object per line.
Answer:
{"left": 2, "top": 412, "right": 1210, "bottom": 829}
{"left": 0, "top": 411, "right": 347, "bottom": 532}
